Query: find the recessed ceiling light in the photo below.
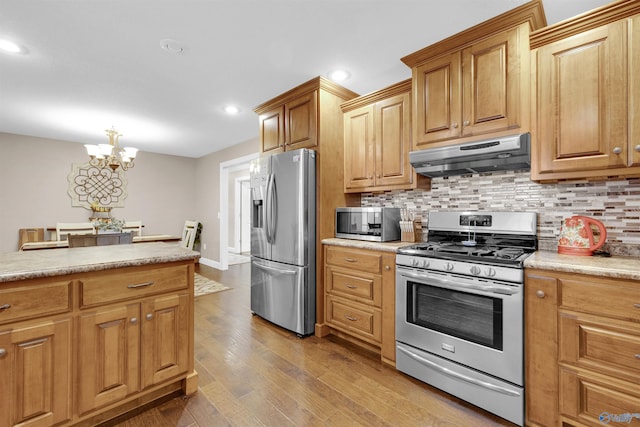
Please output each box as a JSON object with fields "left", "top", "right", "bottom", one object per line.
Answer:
{"left": 160, "top": 38, "right": 186, "bottom": 55}
{"left": 329, "top": 69, "right": 350, "bottom": 82}
{"left": 0, "top": 39, "right": 23, "bottom": 54}
{"left": 224, "top": 105, "right": 240, "bottom": 114}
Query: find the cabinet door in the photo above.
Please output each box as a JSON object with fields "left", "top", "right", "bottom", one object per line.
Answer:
{"left": 524, "top": 273, "right": 559, "bottom": 427}
{"left": 140, "top": 293, "right": 189, "bottom": 389}
{"left": 0, "top": 318, "right": 71, "bottom": 427}
{"left": 344, "top": 105, "right": 375, "bottom": 190}
{"left": 536, "top": 21, "right": 628, "bottom": 174}
{"left": 413, "top": 52, "right": 462, "bottom": 146}
{"left": 630, "top": 15, "right": 640, "bottom": 167}
{"left": 375, "top": 91, "right": 413, "bottom": 188}
{"left": 259, "top": 106, "right": 284, "bottom": 153}
{"left": 78, "top": 304, "right": 140, "bottom": 414}
{"left": 461, "top": 27, "right": 522, "bottom": 137}
{"left": 285, "top": 90, "right": 318, "bottom": 151}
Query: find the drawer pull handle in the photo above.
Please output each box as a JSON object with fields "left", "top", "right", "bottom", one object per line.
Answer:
{"left": 344, "top": 258, "right": 357, "bottom": 263}
{"left": 536, "top": 290, "right": 545, "bottom": 298}
{"left": 345, "top": 284, "right": 358, "bottom": 289}
{"left": 0, "top": 303, "right": 11, "bottom": 311}
{"left": 344, "top": 314, "right": 358, "bottom": 321}
{"left": 0, "top": 348, "right": 6, "bottom": 358}
{"left": 128, "top": 281, "right": 154, "bottom": 289}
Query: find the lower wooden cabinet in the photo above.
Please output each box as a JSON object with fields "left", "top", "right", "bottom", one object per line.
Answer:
{"left": 0, "top": 259, "right": 196, "bottom": 426}
{"left": 321, "top": 244, "right": 396, "bottom": 365}
{"left": 525, "top": 267, "right": 640, "bottom": 427}
{"left": 0, "top": 318, "right": 72, "bottom": 427}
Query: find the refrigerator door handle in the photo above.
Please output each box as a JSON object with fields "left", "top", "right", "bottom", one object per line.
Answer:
{"left": 253, "top": 261, "right": 297, "bottom": 276}
{"left": 266, "top": 173, "right": 277, "bottom": 244}
{"left": 265, "top": 173, "right": 274, "bottom": 243}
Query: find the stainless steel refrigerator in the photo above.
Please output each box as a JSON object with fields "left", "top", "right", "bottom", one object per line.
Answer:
{"left": 250, "top": 148, "right": 316, "bottom": 336}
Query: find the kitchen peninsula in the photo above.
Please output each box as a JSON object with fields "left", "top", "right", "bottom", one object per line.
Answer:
{"left": 0, "top": 243, "right": 200, "bottom": 427}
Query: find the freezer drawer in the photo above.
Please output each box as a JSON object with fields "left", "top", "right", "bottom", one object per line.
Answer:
{"left": 251, "top": 257, "right": 315, "bottom": 336}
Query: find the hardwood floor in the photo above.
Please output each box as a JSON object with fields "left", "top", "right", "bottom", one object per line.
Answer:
{"left": 106, "top": 263, "right": 514, "bottom": 426}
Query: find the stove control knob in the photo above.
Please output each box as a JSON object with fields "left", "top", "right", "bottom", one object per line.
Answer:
{"left": 411, "top": 259, "right": 420, "bottom": 267}
{"left": 445, "top": 262, "right": 454, "bottom": 272}
{"left": 420, "top": 259, "right": 430, "bottom": 268}
{"left": 485, "top": 268, "right": 497, "bottom": 277}
{"left": 470, "top": 266, "right": 481, "bottom": 275}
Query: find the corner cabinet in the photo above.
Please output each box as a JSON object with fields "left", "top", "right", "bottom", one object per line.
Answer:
{"left": 0, "top": 257, "right": 197, "bottom": 427}
{"left": 530, "top": 2, "right": 640, "bottom": 181}
{"left": 321, "top": 245, "right": 397, "bottom": 366}
{"left": 525, "top": 267, "right": 640, "bottom": 427}
{"left": 342, "top": 80, "right": 429, "bottom": 193}
{"left": 401, "top": 0, "right": 546, "bottom": 149}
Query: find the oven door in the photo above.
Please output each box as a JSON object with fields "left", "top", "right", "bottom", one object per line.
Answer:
{"left": 395, "top": 265, "right": 523, "bottom": 385}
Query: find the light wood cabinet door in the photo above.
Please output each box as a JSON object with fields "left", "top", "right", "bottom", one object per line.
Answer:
{"left": 630, "top": 14, "right": 640, "bottom": 167}
{"left": 413, "top": 52, "right": 461, "bottom": 146}
{"left": 285, "top": 90, "right": 318, "bottom": 151}
{"left": 344, "top": 105, "right": 375, "bottom": 190}
{"left": 461, "top": 26, "right": 522, "bottom": 137}
{"left": 0, "top": 318, "right": 72, "bottom": 427}
{"left": 78, "top": 303, "right": 140, "bottom": 415}
{"left": 536, "top": 21, "right": 628, "bottom": 174}
{"left": 259, "top": 106, "right": 284, "bottom": 153}
{"left": 375, "top": 91, "right": 412, "bottom": 188}
{"left": 524, "top": 272, "right": 559, "bottom": 427}
{"left": 140, "top": 293, "right": 189, "bottom": 389}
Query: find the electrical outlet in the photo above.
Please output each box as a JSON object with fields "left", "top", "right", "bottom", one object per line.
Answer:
{"left": 203, "top": 243, "right": 207, "bottom": 250}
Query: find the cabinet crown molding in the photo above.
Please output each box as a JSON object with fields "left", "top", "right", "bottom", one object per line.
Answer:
{"left": 340, "top": 79, "right": 411, "bottom": 112}
{"left": 530, "top": 0, "right": 640, "bottom": 48}
{"left": 401, "top": 0, "right": 546, "bottom": 68}
{"left": 254, "top": 76, "right": 359, "bottom": 114}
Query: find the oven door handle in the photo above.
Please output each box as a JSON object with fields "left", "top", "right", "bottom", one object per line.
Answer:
{"left": 398, "top": 270, "right": 519, "bottom": 295}
{"left": 397, "top": 346, "right": 521, "bottom": 397}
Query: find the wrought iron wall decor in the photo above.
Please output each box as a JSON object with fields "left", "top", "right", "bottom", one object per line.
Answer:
{"left": 67, "top": 163, "right": 128, "bottom": 209}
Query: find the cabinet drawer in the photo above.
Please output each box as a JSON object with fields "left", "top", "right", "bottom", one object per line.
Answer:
{"left": 0, "top": 281, "right": 71, "bottom": 324}
{"left": 560, "top": 313, "right": 640, "bottom": 383}
{"left": 325, "top": 246, "right": 381, "bottom": 273}
{"left": 80, "top": 264, "right": 189, "bottom": 307}
{"left": 559, "top": 366, "right": 640, "bottom": 426}
{"left": 326, "top": 267, "right": 381, "bottom": 307}
{"left": 326, "top": 295, "right": 381, "bottom": 343}
{"left": 560, "top": 278, "right": 640, "bottom": 322}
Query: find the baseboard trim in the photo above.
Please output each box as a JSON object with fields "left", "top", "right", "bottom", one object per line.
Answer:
{"left": 199, "top": 257, "right": 221, "bottom": 270}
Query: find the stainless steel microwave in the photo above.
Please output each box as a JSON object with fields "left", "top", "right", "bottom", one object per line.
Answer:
{"left": 335, "top": 207, "right": 401, "bottom": 242}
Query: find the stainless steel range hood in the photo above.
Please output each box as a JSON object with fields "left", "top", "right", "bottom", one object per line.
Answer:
{"left": 410, "top": 133, "right": 531, "bottom": 178}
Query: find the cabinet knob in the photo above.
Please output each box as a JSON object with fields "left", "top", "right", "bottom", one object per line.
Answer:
{"left": 536, "top": 290, "right": 545, "bottom": 298}
{"left": 635, "top": 354, "right": 640, "bottom": 359}
{"left": 0, "top": 303, "right": 11, "bottom": 311}
{"left": 385, "top": 265, "right": 391, "bottom": 271}
{"left": 463, "top": 120, "right": 470, "bottom": 126}
{"left": 613, "top": 147, "right": 623, "bottom": 154}
{"left": 634, "top": 303, "right": 640, "bottom": 309}
{"left": 130, "top": 317, "right": 138, "bottom": 324}
{"left": 376, "top": 174, "right": 380, "bottom": 178}
{"left": 452, "top": 122, "right": 458, "bottom": 129}
{"left": 0, "top": 348, "right": 6, "bottom": 358}
{"left": 146, "top": 313, "right": 153, "bottom": 321}
{"left": 635, "top": 145, "right": 640, "bottom": 152}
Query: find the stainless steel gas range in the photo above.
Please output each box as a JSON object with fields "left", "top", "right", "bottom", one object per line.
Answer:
{"left": 395, "top": 211, "right": 537, "bottom": 426}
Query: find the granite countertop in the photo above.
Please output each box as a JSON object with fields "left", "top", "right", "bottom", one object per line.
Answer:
{"left": 322, "top": 238, "right": 414, "bottom": 253}
{"left": 0, "top": 242, "right": 200, "bottom": 283}
{"left": 525, "top": 251, "right": 640, "bottom": 281}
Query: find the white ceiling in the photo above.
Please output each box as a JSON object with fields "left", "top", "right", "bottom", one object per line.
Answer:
{"left": 0, "top": 0, "right": 612, "bottom": 158}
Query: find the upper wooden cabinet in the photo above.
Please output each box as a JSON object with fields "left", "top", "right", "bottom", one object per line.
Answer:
{"left": 255, "top": 77, "right": 356, "bottom": 154}
{"left": 530, "top": 1, "right": 640, "bottom": 181}
{"left": 342, "top": 80, "right": 429, "bottom": 193}
{"left": 401, "top": 0, "right": 546, "bottom": 149}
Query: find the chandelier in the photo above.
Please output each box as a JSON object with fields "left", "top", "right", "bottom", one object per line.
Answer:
{"left": 84, "top": 128, "right": 138, "bottom": 171}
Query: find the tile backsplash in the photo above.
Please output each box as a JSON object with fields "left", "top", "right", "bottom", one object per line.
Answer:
{"left": 361, "top": 170, "right": 640, "bottom": 257}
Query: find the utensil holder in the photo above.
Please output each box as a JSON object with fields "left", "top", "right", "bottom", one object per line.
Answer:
{"left": 400, "top": 219, "right": 421, "bottom": 242}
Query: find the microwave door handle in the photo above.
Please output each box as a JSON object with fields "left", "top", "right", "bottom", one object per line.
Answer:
{"left": 399, "top": 270, "right": 519, "bottom": 296}
{"left": 396, "top": 346, "right": 521, "bottom": 397}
